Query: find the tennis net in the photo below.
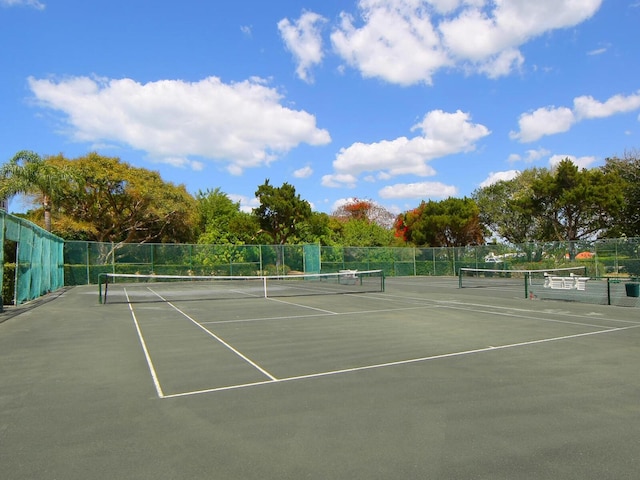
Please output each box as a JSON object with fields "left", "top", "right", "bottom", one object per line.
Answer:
{"left": 98, "top": 269, "right": 385, "bottom": 304}
{"left": 459, "top": 266, "right": 587, "bottom": 291}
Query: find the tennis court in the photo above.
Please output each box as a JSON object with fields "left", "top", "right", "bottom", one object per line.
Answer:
{"left": 1, "top": 275, "right": 639, "bottom": 479}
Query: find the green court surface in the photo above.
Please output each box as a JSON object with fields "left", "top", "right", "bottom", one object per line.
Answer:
{"left": 1, "top": 277, "right": 639, "bottom": 479}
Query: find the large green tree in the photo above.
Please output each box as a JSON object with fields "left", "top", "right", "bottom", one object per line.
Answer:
{"left": 522, "top": 159, "right": 623, "bottom": 243}
{"left": 48, "top": 153, "right": 198, "bottom": 243}
{"left": 253, "top": 179, "right": 312, "bottom": 245}
{"left": 474, "top": 161, "right": 624, "bottom": 244}
{"left": 472, "top": 169, "right": 543, "bottom": 244}
{"left": 0, "top": 150, "right": 74, "bottom": 231}
{"left": 196, "top": 188, "right": 258, "bottom": 244}
{"left": 395, "top": 197, "right": 484, "bottom": 247}
{"left": 336, "top": 218, "right": 395, "bottom": 247}
{"left": 602, "top": 150, "right": 640, "bottom": 237}
{"left": 296, "top": 211, "right": 336, "bottom": 246}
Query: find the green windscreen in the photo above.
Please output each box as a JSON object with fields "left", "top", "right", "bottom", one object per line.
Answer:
{"left": 1, "top": 211, "right": 64, "bottom": 307}
{"left": 303, "top": 243, "right": 321, "bottom": 274}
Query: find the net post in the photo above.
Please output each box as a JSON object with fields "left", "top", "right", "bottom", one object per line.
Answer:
{"left": 458, "top": 268, "right": 462, "bottom": 289}
{"left": 263, "top": 276, "right": 268, "bottom": 298}
{"left": 606, "top": 277, "right": 611, "bottom": 306}
{"left": 98, "top": 273, "right": 105, "bottom": 304}
{"left": 524, "top": 272, "right": 529, "bottom": 299}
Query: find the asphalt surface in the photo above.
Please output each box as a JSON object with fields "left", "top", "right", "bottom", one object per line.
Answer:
{"left": 1, "top": 278, "right": 639, "bottom": 479}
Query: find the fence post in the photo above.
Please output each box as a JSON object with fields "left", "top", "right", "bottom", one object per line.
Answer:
{"left": 86, "top": 241, "right": 90, "bottom": 285}
{"left": 111, "top": 242, "right": 115, "bottom": 274}
{"left": 432, "top": 248, "right": 435, "bottom": 275}
{"left": 451, "top": 247, "right": 456, "bottom": 276}
{"left": 413, "top": 247, "right": 416, "bottom": 276}
{"left": 0, "top": 213, "right": 3, "bottom": 312}
{"left": 13, "top": 221, "right": 21, "bottom": 306}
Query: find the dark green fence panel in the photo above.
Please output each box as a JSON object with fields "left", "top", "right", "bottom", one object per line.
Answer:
{"left": 1, "top": 211, "right": 64, "bottom": 307}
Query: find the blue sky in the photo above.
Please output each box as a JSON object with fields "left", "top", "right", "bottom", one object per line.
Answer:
{"left": 1, "top": 0, "right": 639, "bottom": 216}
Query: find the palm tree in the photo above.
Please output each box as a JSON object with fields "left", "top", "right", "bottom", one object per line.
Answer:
{"left": 0, "top": 150, "right": 71, "bottom": 231}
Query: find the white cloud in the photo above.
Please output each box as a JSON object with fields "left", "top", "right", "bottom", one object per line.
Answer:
{"left": 379, "top": 181, "right": 458, "bottom": 199}
{"left": 549, "top": 154, "right": 596, "bottom": 169}
{"left": 440, "top": 1, "right": 601, "bottom": 59}
{"left": 293, "top": 165, "right": 313, "bottom": 178}
{"left": 573, "top": 91, "right": 640, "bottom": 119}
{"left": 321, "top": 173, "right": 358, "bottom": 188}
{"left": 325, "top": 110, "right": 490, "bottom": 187}
{"left": 1, "top": 0, "right": 45, "bottom": 9}
{"left": 511, "top": 90, "right": 640, "bottom": 142}
{"left": 509, "top": 147, "right": 551, "bottom": 164}
{"left": 587, "top": 47, "right": 606, "bottom": 56}
{"left": 228, "top": 193, "right": 259, "bottom": 213}
{"left": 524, "top": 147, "right": 551, "bottom": 162}
{"left": 329, "top": 0, "right": 602, "bottom": 85}
{"left": 510, "top": 106, "right": 575, "bottom": 142}
{"left": 154, "top": 156, "right": 205, "bottom": 171}
{"left": 28, "top": 75, "right": 331, "bottom": 174}
{"left": 331, "top": 3, "right": 449, "bottom": 85}
{"left": 278, "top": 11, "right": 327, "bottom": 83}
{"left": 479, "top": 170, "right": 520, "bottom": 188}
{"left": 476, "top": 48, "right": 525, "bottom": 79}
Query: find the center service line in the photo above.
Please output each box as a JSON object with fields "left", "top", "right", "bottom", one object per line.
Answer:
{"left": 147, "top": 287, "right": 278, "bottom": 382}
{"left": 124, "top": 288, "right": 165, "bottom": 398}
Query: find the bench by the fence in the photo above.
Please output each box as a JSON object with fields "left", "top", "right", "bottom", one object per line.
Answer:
{"left": 544, "top": 273, "right": 589, "bottom": 291}
{"left": 339, "top": 269, "right": 358, "bottom": 285}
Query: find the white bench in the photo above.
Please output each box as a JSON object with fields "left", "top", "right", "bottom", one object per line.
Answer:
{"left": 543, "top": 273, "right": 589, "bottom": 290}
{"left": 338, "top": 269, "right": 358, "bottom": 285}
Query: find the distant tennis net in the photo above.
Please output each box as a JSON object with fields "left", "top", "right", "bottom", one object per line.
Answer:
{"left": 99, "top": 269, "right": 385, "bottom": 304}
{"left": 459, "top": 266, "right": 587, "bottom": 292}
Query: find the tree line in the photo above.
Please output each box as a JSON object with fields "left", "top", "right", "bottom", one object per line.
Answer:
{"left": 1, "top": 150, "right": 639, "bottom": 247}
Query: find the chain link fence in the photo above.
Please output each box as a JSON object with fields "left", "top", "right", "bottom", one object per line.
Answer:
{"left": 64, "top": 237, "right": 640, "bottom": 286}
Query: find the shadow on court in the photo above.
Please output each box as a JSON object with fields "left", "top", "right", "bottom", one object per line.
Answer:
{"left": 1, "top": 278, "right": 639, "bottom": 479}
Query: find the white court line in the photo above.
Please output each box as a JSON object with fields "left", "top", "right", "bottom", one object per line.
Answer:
{"left": 266, "top": 296, "right": 338, "bottom": 315}
{"left": 421, "top": 302, "right": 617, "bottom": 330}
{"left": 200, "top": 304, "right": 432, "bottom": 326}
{"left": 161, "top": 324, "right": 640, "bottom": 399}
{"left": 229, "top": 289, "right": 262, "bottom": 298}
{"left": 363, "top": 291, "right": 640, "bottom": 328}
{"left": 202, "top": 312, "right": 330, "bottom": 325}
{"left": 146, "top": 287, "right": 278, "bottom": 383}
{"left": 437, "top": 300, "right": 640, "bottom": 326}
{"left": 124, "top": 288, "right": 165, "bottom": 398}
